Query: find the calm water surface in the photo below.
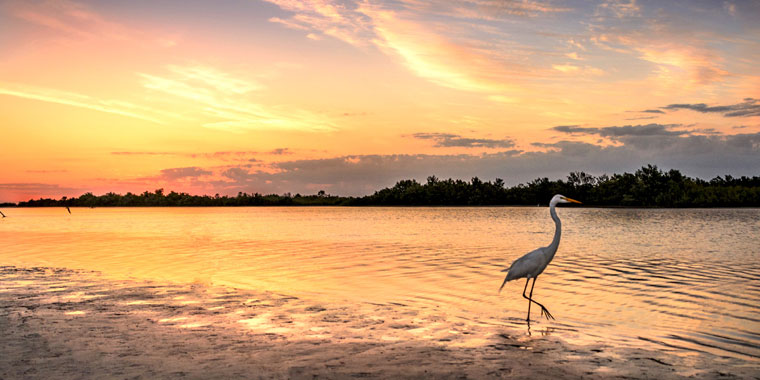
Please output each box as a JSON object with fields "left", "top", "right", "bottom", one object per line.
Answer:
{"left": 1, "top": 207, "right": 759, "bottom": 362}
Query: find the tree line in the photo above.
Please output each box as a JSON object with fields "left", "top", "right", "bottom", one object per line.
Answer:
{"left": 11, "top": 165, "right": 760, "bottom": 208}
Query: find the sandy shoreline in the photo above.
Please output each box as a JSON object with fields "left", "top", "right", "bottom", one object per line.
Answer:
{"left": 0, "top": 266, "right": 755, "bottom": 379}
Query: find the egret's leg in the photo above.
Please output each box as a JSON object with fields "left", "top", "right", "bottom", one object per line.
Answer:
{"left": 521, "top": 277, "right": 532, "bottom": 322}
{"left": 528, "top": 277, "right": 555, "bottom": 320}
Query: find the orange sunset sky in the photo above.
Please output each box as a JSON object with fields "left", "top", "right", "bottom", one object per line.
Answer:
{"left": 1, "top": 0, "right": 759, "bottom": 202}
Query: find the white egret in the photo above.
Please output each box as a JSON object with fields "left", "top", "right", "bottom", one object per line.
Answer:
{"left": 499, "top": 194, "right": 581, "bottom": 322}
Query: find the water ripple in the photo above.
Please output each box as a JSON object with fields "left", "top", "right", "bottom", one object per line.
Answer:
{"left": 1, "top": 207, "right": 758, "bottom": 364}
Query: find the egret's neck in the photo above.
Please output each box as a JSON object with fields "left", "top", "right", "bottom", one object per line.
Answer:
{"left": 548, "top": 202, "right": 561, "bottom": 255}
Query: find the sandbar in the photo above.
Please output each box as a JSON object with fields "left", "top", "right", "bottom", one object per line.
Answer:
{"left": 0, "top": 267, "right": 754, "bottom": 379}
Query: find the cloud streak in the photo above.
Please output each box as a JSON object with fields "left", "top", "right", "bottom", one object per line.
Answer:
{"left": 363, "top": 4, "right": 524, "bottom": 93}
{"left": 412, "top": 133, "right": 515, "bottom": 148}
{"left": 0, "top": 182, "right": 83, "bottom": 202}
{"left": 263, "top": 0, "right": 536, "bottom": 93}
{"left": 158, "top": 167, "right": 212, "bottom": 180}
{"left": 140, "top": 65, "right": 335, "bottom": 132}
{"left": 8, "top": 0, "right": 179, "bottom": 48}
{"left": 111, "top": 149, "right": 293, "bottom": 161}
{"left": 553, "top": 123, "right": 688, "bottom": 137}
{"left": 663, "top": 98, "right": 760, "bottom": 117}
{"left": 0, "top": 82, "right": 165, "bottom": 123}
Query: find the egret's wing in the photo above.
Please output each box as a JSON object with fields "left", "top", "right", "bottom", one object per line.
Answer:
{"left": 499, "top": 248, "right": 546, "bottom": 293}
{"left": 502, "top": 247, "right": 546, "bottom": 277}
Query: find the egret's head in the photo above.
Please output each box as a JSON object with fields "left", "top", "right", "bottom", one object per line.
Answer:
{"left": 551, "top": 194, "right": 582, "bottom": 206}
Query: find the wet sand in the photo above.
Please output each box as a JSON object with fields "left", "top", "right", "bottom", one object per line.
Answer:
{"left": 0, "top": 266, "right": 755, "bottom": 379}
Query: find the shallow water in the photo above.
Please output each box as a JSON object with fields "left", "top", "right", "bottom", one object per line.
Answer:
{"left": 1, "top": 207, "right": 759, "bottom": 363}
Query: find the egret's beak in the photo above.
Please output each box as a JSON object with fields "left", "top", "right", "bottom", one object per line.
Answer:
{"left": 563, "top": 197, "right": 582, "bottom": 204}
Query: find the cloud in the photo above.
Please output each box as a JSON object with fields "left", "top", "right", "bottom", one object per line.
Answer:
{"left": 383, "top": 0, "right": 570, "bottom": 20}
{"left": 641, "top": 109, "right": 665, "bottom": 114}
{"left": 111, "top": 150, "right": 265, "bottom": 161}
{"left": 263, "top": 0, "right": 751, "bottom": 96}
{"left": 553, "top": 123, "right": 688, "bottom": 137}
{"left": 595, "top": 0, "right": 640, "bottom": 19}
{"left": 586, "top": 2, "right": 741, "bottom": 87}
{"left": 552, "top": 123, "right": 703, "bottom": 150}
{"left": 268, "top": 148, "right": 292, "bottom": 155}
{"left": 0, "top": 183, "right": 82, "bottom": 202}
{"left": 264, "top": 1, "right": 533, "bottom": 93}
{"left": 158, "top": 167, "right": 212, "bottom": 180}
{"left": 0, "top": 82, "right": 166, "bottom": 124}
{"left": 11, "top": 0, "right": 129, "bottom": 41}
{"left": 412, "top": 133, "right": 515, "bottom": 148}
{"left": 0, "top": 183, "right": 77, "bottom": 192}
{"left": 130, "top": 127, "right": 760, "bottom": 197}
{"left": 212, "top": 153, "right": 527, "bottom": 195}
{"left": 8, "top": 0, "right": 178, "bottom": 48}
{"left": 0, "top": 64, "right": 328, "bottom": 132}
{"left": 456, "top": 0, "right": 571, "bottom": 17}
{"left": 25, "top": 169, "right": 69, "bottom": 173}
{"left": 140, "top": 65, "right": 335, "bottom": 132}
{"left": 662, "top": 98, "right": 760, "bottom": 117}
{"left": 262, "top": 0, "right": 373, "bottom": 47}
{"left": 633, "top": 43, "right": 729, "bottom": 86}
{"left": 112, "top": 151, "right": 176, "bottom": 156}
{"left": 364, "top": 5, "right": 523, "bottom": 93}
{"left": 262, "top": 0, "right": 568, "bottom": 48}
{"left": 553, "top": 122, "right": 760, "bottom": 153}
{"left": 14, "top": 125, "right": 760, "bottom": 201}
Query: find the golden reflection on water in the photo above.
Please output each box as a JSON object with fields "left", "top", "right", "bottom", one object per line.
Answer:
{"left": 1, "top": 206, "right": 759, "bottom": 361}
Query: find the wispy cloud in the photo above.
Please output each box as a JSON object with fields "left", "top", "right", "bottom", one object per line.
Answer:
{"left": 1, "top": 63, "right": 331, "bottom": 132}
{"left": 140, "top": 65, "right": 335, "bottom": 132}
{"left": 550, "top": 122, "right": 759, "bottom": 152}
{"left": 264, "top": 0, "right": 533, "bottom": 93}
{"left": 636, "top": 45, "right": 730, "bottom": 86}
{"left": 412, "top": 132, "right": 515, "bottom": 148}
{"left": 8, "top": 0, "right": 178, "bottom": 47}
{"left": 268, "top": 148, "right": 292, "bottom": 155}
{"left": 111, "top": 150, "right": 281, "bottom": 161}
{"left": 0, "top": 82, "right": 166, "bottom": 123}
{"left": 594, "top": 0, "right": 640, "bottom": 19}
{"left": 25, "top": 169, "right": 69, "bottom": 174}
{"left": 585, "top": 2, "right": 745, "bottom": 87}
{"left": 662, "top": 98, "right": 760, "bottom": 117}
{"left": 263, "top": 0, "right": 751, "bottom": 96}
{"left": 553, "top": 123, "right": 688, "bottom": 137}
{"left": 385, "top": 0, "right": 571, "bottom": 20}
{"left": 0, "top": 182, "right": 78, "bottom": 192}
{"left": 158, "top": 167, "right": 212, "bottom": 180}
{"left": 11, "top": 0, "right": 128, "bottom": 41}
{"left": 362, "top": 4, "right": 522, "bottom": 93}
{"left": 0, "top": 182, "right": 83, "bottom": 202}
{"left": 262, "top": 0, "right": 373, "bottom": 47}
{"left": 111, "top": 151, "right": 177, "bottom": 156}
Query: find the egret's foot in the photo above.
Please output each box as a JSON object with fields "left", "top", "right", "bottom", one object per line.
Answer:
{"left": 540, "top": 307, "right": 555, "bottom": 320}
